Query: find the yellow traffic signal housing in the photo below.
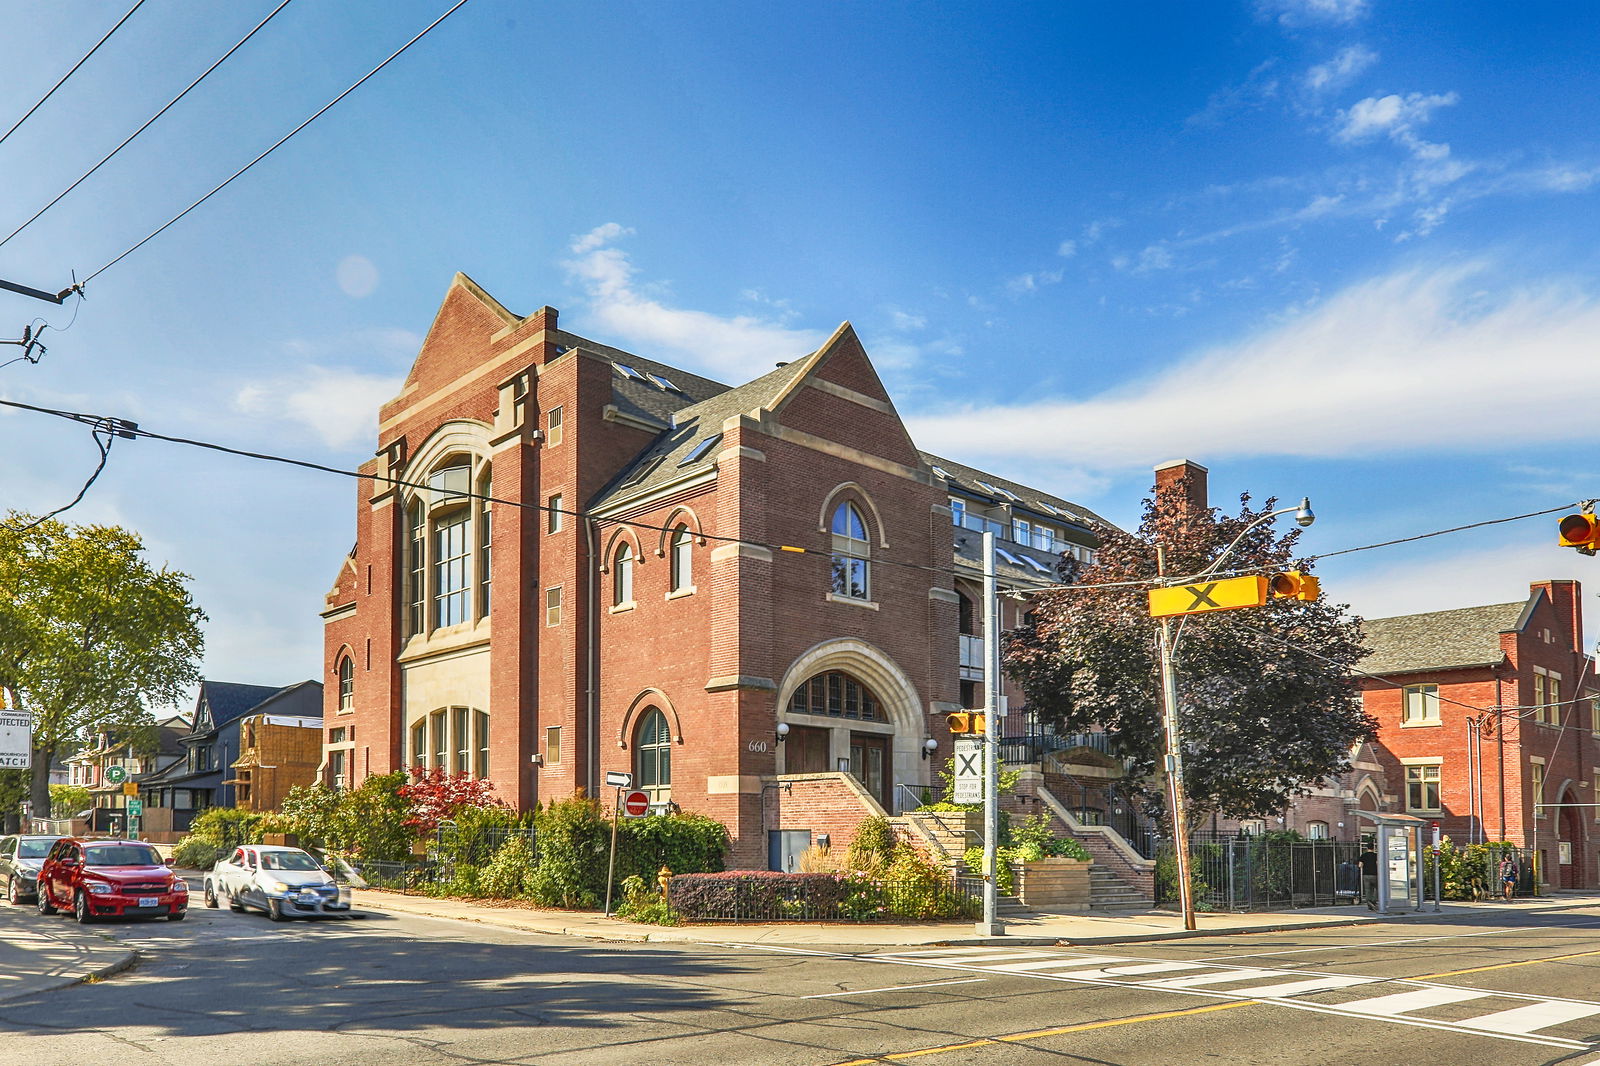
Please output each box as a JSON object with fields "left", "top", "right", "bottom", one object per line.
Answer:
{"left": 1269, "top": 571, "right": 1321, "bottom": 602}
{"left": 946, "top": 711, "right": 986, "bottom": 734}
{"left": 1559, "top": 513, "right": 1600, "bottom": 556}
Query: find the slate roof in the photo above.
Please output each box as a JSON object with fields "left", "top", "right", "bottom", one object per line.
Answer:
{"left": 550, "top": 329, "right": 730, "bottom": 428}
{"left": 923, "top": 452, "right": 1110, "bottom": 545}
{"left": 1360, "top": 599, "right": 1529, "bottom": 676}
{"left": 196, "top": 681, "right": 285, "bottom": 731}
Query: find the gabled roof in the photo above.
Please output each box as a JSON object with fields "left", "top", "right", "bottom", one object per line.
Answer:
{"left": 563, "top": 336, "right": 730, "bottom": 427}
{"left": 924, "top": 451, "right": 1108, "bottom": 543}
{"left": 194, "top": 681, "right": 293, "bottom": 733}
{"left": 591, "top": 353, "right": 819, "bottom": 511}
{"left": 1360, "top": 600, "right": 1528, "bottom": 676}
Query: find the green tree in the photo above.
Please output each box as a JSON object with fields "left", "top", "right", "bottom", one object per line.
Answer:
{"left": 1004, "top": 471, "right": 1374, "bottom": 823}
{"left": 0, "top": 516, "right": 206, "bottom": 816}
{"left": 49, "top": 784, "right": 92, "bottom": 819}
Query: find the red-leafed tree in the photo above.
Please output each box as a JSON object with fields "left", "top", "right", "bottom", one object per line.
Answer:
{"left": 398, "top": 767, "right": 506, "bottom": 834}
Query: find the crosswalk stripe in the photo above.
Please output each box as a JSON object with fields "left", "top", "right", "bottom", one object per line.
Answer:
{"left": 1099, "top": 962, "right": 1212, "bottom": 977}
{"left": 924, "top": 952, "right": 1057, "bottom": 965}
{"left": 1340, "top": 987, "right": 1491, "bottom": 1016}
{"left": 1238, "top": 975, "right": 1383, "bottom": 998}
{"left": 1455, "top": 1000, "right": 1600, "bottom": 1035}
{"left": 1142, "top": 968, "right": 1284, "bottom": 989}
{"left": 881, "top": 948, "right": 1021, "bottom": 957}
{"left": 987, "top": 957, "right": 1146, "bottom": 973}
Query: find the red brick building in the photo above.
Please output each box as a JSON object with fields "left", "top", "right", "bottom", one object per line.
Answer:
{"left": 321, "top": 275, "right": 1103, "bottom": 867}
{"left": 1360, "top": 581, "right": 1599, "bottom": 889}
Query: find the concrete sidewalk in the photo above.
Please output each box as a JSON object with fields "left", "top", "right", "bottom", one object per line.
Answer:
{"left": 352, "top": 887, "right": 1600, "bottom": 948}
{"left": 0, "top": 903, "right": 136, "bottom": 1004}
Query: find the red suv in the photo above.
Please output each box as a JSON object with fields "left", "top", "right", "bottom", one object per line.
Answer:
{"left": 36, "top": 838, "right": 188, "bottom": 923}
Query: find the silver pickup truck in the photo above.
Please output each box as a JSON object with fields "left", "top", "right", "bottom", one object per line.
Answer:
{"left": 204, "top": 844, "right": 352, "bottom": 920}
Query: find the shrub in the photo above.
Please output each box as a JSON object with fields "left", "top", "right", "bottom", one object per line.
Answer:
{"left": 528, "top": 796, "right": 609, "bottom": 908}
{"left": 616, "top": 873, "right": 678, "bottom": 925}
{"left": 885, "top": 844, "right": 976, "bottom": 919}
{"left": 173, "top": 807, "right": 264, "bottom": 870}
{"left": 668, "top": 871, "right": 854, "bottom": 919}
{"left": 400, "top": 768, "right": 507, "bottom": 836}
{"left": 435, "top": 805, "right": 526, "bottom": 869}
{"left": 846, "top": 816, "right": 896, "bottom": 873}
{"left": 332, "top": 772, "right": 413, "bottom": 862}
{"left": 616, "top": 811, "right": 729, "bottom": 883}
{"left": 478, "top": 835, "right": 537, "bottom": 898}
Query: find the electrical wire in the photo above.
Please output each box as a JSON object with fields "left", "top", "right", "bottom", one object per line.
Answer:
{"left": 0, "top": 0, "right": 148, "bottom": 150}
{"left": 80, "top": 0, "right": 474, "bottom": 287}
{"left": 0, "top": 0, "right": 297, "bottom": 251}
{"left": 1306, "top": 504, "right": 1579, "bottom": 562}
{"left": 1, "top": 424, "right": 117, "bottom": 532}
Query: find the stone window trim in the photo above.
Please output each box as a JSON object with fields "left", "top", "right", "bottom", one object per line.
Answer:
{"left": 816, "top": 482, "right": 889, "bottom": 548}
{"left": 616, "top": 689, "right": 683, "bottom": 749}
{"left": 825, "top": 592, "right": 881, "bottom": 610}
{"left": 599, "top": 526, "right": 646, "bottom": 575}
{"left": 399, "top": 426, "right": 493, "bottom": 642}
{"left": 655, "top": 506, "right": 708, "bottom": 555}
{"left": 333, "top": 647, "right": 355, "bottom": 714}
{"left": 405, "top": 706, "right": 491, "bottom": 780}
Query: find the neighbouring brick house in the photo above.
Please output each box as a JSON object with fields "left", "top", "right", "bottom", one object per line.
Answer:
{"left": 1359, "top": 581, "right": 1599, "bottom": 890}
{"left": 322, "top": 274, "right": 1105, "bottom": 868}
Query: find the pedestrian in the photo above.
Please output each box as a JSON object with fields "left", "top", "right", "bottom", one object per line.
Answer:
{"left": 1359, "top": 843, "right": 1379, "bottom": 910}
{"left": 1499, "top": 854, "right": 1519, "bottom": 902}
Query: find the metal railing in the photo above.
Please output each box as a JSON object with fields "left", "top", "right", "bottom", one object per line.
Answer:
{"left": 1044, "top": 771, "right": 1163, "bottom": 859}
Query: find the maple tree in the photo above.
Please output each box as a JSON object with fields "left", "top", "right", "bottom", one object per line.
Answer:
{"left": 399, "top": 766, "right": 506, "bottom": 834}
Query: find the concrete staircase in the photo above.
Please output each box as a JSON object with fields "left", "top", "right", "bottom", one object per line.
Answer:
{"left": 1089, "top": 865, "right": 1152, "bottom": 909}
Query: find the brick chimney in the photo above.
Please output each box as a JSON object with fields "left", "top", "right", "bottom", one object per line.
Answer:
{"left": 1531, "top": 579, "right": 1583, "bottom": 653}
{"left": 1154, "top": 459, "right": 1209, "bottom": 516}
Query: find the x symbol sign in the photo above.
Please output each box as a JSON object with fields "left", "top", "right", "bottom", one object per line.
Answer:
{"left": 1184, "top": 583, "right": 1220, "bottom": 610}
{"left": 957, "top": 752, "right": 980, "bottom": 776}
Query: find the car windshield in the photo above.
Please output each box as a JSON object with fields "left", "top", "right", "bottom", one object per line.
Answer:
{"left": 260, "top": 852, "right": 321, "bottom": 871}
{"left": 83, "top": 844, "right": 162, "bottom": 867}
{"left": 19, "top": 839, "right": 57, "bottom": 858}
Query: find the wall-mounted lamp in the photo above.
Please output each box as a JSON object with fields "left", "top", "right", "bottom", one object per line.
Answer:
{"left": 920, "top": 737, "right": 939, "bottom": 761}
{"left": 775, "top": 722, "right": 790, "bottom": 745}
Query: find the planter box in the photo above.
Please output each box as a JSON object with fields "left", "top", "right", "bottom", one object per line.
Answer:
{"left": 1016, "top": 857, "right": 1092, "bottom": 908}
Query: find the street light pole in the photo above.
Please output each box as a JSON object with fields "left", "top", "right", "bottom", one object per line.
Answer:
{"left": 1153, "top": 498, "right": 1314, "bottom": 934}
{"left": 977, "top": 529, "right": 1003, "bottom": 936}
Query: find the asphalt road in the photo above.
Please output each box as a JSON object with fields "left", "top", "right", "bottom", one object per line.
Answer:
{"left": 2, "top": 893, "right": 1599, "bottom": 1066}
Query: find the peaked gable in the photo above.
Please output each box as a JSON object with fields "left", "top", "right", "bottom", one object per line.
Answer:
{"left": 768, "top": 323, "right": 923, "bottom": 469}
{"left": 385, "top": 273, "right": 522, "bottom": 416}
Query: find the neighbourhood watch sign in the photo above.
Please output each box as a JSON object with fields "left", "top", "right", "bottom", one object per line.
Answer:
{"left": 0, "top": 710, "right": 32, "bottom": 769}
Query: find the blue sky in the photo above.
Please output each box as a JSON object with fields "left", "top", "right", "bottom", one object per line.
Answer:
{"left": 3, "top": 0, "right": 1600, "bottom": 694}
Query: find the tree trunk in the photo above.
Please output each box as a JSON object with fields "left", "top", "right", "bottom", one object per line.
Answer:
{"left": 29, "top": 743, "right": 54, "bottom": 825}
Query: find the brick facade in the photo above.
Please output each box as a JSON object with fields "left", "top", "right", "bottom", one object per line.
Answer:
{"left": 322, "top": 277, "right": 1101, "bottom": 870}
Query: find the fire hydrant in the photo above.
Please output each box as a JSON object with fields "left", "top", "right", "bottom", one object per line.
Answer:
{"left": 657, "top": 865, "right": 673, "bottom": 901}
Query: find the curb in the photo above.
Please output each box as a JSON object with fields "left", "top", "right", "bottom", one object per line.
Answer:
{"left": 0, "top": 945, "right": 137, "bottom": 1005}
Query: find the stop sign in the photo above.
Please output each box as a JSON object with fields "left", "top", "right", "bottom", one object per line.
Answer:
{"left": 622, "top": 790, "right": 651, "bottom": 817}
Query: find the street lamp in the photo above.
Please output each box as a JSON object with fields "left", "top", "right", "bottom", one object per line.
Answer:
{"left": 1157, "top": 498, "right": 1314, "bottom": 932}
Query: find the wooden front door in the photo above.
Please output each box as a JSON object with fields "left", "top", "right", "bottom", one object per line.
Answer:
{"left": 850, "top": 732, "right": 890, "bottom": 809}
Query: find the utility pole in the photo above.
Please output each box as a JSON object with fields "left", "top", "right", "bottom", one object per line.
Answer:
{"left": 976, "top": 530, "right": 1004, "bottom": 936}
{"left": 1155, "top": 546, "right": 1197, "bottom": 932}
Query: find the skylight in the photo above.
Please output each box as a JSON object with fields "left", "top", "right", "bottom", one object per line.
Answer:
{"left": 621, "top": 456, "right": 663, "bottom": 488}
{"left": 614, "top": 363, "right": 646, "bottom": 381}
{"left": 994, "top": 546, "right": 1025, "bottom": 567}
{"left": 1022, "top": 555, "right": 1053, "bottom": 575}
{"left": 976, "top": 480, "right": 1020, "bottom": 502}
{"left": 931, "top": 464, "right": 951, "bottom": 480}
{"left": 648, "top": 373, "right": 681, "bottom": 392}
{"left": 679, "top": 433, "right": 723, "bottom": 466}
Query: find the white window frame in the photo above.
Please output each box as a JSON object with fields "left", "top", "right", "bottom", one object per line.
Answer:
{"left": 1403, "top": 759, "right": 1443, "bottom": 813}
{"left": 1402, "top": 684, "right": 1440, "bottom": 725}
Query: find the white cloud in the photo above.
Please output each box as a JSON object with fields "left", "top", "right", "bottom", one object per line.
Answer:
{"left": 235, "top": 366, "right": 401, "bottom": 449}
{"left": 904, "top": 262, "right": 1600, "bottom": 471}
{"left": 1006, "top": 269, "right": 1064, "bottom": 295}
{"left": 1259, "top": 0, "right": 1369, "bottom": 26}
{"left": 561, "top": 224, "right": 826, "bottom": 380}
{"left": 1057, "top": 239, "right": 1077, "bottom": 258}
{"left": 1304, "top": 45, "right": 1378, "bottom": 93}
{"left": 888, "top": 309, "right": 926, "bottom": 331}
{"left": 1334, "top": 91, "right": 1458, "bottom": 150}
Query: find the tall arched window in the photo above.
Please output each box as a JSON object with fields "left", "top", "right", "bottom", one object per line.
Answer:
{"left": 669, "top": 524, "right": 692, "bottom": 592}
{"left": 337, "top": 656, "right": 354, "bottom": 713}
{"left": 634, "top": 708, "right": 672, "bottom": 802}
{"left": 405, "top": 452, "right": 493, "bottom": 637}
{"left": 830, "top": 502, "right": 870, "bottom": 600}
{"left": 478, "top": 469, "right": 493, "bottom": 615}
{"left": 613, "top": 542, "right": 634, "bottom": 606}
{"left": 406, "top": 499, "right": 425, "bottom": 635}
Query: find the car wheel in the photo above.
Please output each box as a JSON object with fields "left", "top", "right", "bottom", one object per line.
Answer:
{"left": 36, "top": 886, "right": 56, "bottom": 915}
{"left": 227, "top": 890, "right": 244, "bottom": 913}
{"left": 6, "top": 877, "right": 20, "bottom": 905}
{"left": 204, "top": 881, "right": 218, "bottom": 908}
{"left": 167, "top": 910, "right": 186, "bottom": 922}
{"left": 73, "top": 891, "right": 93, "bottom": 924}
{"left": 268, "top": 898, "right": 285, "bottom": 922}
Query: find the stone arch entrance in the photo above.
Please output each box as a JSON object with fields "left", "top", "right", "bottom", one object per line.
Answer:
{"left": 1557, "top": 786, "right": 1586, "bottom": 889}
{"left": 775, "top": 638, "right": 926, "bottom": 809}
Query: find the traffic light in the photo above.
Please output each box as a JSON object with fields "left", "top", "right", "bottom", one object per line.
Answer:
{"left": 1269, "top": 571, "right": 1321, "bottom": 602}
{"left": 946, "top": 711, "right": 986, "bottom": 734}
{"left": 1559, "top": 513, "right": 1600, "bottom": 556}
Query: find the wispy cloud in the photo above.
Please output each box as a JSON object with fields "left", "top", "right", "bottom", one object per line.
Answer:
{"left": 906, "top": 262, "right": 1600, "bottom": 470}
{"left": 1258, "top": 0, "right": 1369, "bottom": 26}
{"left": 1304, "top": 45, "right": 1378, "bottom": 94}
{"left": 1187, "top": 60, "right": 1281, "bottom": 128}
{"left": 235, "top": 366, "right": 402, "bottom": 449}
{"left": 562, "top": 224, "right": 826, "bottom": 380}
{"left": 1333, "top": 91, "right": 1458, "bottom": 155}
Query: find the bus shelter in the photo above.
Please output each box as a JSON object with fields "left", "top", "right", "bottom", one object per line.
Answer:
{"left": 1355, "top": 811, "right": 1428, "bottom": 914}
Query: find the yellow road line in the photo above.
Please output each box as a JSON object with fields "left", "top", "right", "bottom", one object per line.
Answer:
{"left": 828, "top": 1002, "right": 1253, "bottom": 1065}
{"left": 1410, "top": 947, "right": 1600, "bottom": 981}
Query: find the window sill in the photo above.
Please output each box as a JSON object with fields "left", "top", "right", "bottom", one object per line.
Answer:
{"left": 826, "top": 593, "right": 880, "bottom": 611}
{"left": 1399, "top": 720, "right": 1442, "bottom": 728}
{"left": 666, "top": 586, "right": 697, "bottom": 601}
{"left": 1406, "top": 809, "right": 1442, "bottom": 816}
{"left": 335, "top": 707, "right": 354, "bottom": 716}
{"left": 609, "top": 601, "right": 637, "bottom": 615}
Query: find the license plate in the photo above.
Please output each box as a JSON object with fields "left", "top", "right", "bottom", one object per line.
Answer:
{"left": 298, "top": 893, "right": 320, "bottom": 903}
{"left": 138, "top": 896, "right": 158, "bottom": 907}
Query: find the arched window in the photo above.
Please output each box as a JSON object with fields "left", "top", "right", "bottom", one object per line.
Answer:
{"left": 830, "top": 502, "right": 870, "bottom": 600}
{"left": 478, "top": 468, "right": 493, "bottom": 615}
{"left": 405, "top": 452, "right": 494, "bottom": 638}
{"left": 613, "top": 542, "right": 634, "bottom": 606}
{"left": 786, "top": 671, "right": 880, "bottom": 721}
{"left": 634, "top": 708, "right": 671, "bottom": 802}
{"left": 670, "top": 524, "right": 693, "bottom": 592}
{"left": 337, "top": 656, "right": 354, "bottom": 713}
{"left": 406, "top": 499, "right": 425, "bottom": 636}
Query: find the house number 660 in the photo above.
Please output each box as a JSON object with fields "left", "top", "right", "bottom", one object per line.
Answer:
{"left": 747, "top": 740, "right": 769, "bottom": 753}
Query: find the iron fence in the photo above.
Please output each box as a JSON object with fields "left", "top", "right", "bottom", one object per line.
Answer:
{"left": 1044, "top": 772, "right": 1163, "bottom": 859}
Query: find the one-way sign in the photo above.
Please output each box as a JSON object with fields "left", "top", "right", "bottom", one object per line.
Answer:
{"left": 952, "top": 737, "right": 983, "bottom": 805}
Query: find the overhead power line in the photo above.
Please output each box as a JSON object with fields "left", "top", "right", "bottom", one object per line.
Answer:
{"left": 81, "top": 0, "right": 474, "bottom": 287}
{"left": 0, "top": 0, "right": 298, "bottom": 252}
{"left": 0, "top": 0, "right": 148, "bottom": 151}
